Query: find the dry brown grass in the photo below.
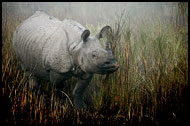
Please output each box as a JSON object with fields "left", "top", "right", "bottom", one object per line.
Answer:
{"left": 2, "top": 3, "right": 188, "bottom": 125}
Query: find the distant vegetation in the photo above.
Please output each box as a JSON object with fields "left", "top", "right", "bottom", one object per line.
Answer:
{"left": 2, "top": 2, "right": 188, "bottom": 125}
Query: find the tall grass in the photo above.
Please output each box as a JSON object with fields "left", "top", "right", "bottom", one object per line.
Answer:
{"left": 2, "top": 2, "right": 188, "bottom": 125}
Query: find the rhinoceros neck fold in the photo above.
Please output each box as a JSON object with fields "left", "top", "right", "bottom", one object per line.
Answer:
{"left": 61, "top": 19, "right": 88, "bottom": 72}
{"left": 62, "top": 19, "right": 87, "bottom": 53}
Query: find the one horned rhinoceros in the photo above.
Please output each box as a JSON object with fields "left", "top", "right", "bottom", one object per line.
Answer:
{"left": 13, "top": 11, "right": 119, "bottom": 109}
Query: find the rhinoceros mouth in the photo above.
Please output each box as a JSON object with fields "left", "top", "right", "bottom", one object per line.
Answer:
{"left": 98, "top": 63, "right": 119, "bottom": 74}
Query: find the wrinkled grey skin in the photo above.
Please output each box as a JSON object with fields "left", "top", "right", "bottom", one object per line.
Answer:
{"left": 13, "top": 11, "right": 119, "bottom": 109}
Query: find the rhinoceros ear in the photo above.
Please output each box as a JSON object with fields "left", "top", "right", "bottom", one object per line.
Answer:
{"left": 81, "top": 30, "right": 90, "bottom": 42}
{"left": 96, "top": 26, "right": 112, "bottom": 39}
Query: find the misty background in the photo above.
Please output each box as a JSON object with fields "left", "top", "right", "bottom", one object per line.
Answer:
{"left": 2, "top": 2, "right": 186, "bottom": 27}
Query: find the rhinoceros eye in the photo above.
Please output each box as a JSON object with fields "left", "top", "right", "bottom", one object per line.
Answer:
{"left": 92, "top": 54, "right": 96, "bottom": 58}
{"left": 92, "top": 51, "right": 98, "bottom": 59}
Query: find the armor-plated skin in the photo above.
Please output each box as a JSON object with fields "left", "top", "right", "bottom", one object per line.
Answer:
{"left": 13, "top": 11, "right": 119, "bottom": 108}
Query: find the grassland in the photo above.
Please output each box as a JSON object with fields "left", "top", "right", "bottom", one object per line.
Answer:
{"left": 2, "top": 2, "right": 189, "bottom": 125}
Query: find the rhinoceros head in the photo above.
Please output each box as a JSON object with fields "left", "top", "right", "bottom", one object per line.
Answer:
{"left": 76, "top": 26, "right": 119, "bottom": 74}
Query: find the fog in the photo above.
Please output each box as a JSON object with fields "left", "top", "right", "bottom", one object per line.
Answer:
{"left": 2, "top": 2, "right": 179, "bottom": 26}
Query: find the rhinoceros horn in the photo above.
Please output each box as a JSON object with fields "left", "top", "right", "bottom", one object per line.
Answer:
{"left": 105, "top": 42, "right": 113, "bottom": 55}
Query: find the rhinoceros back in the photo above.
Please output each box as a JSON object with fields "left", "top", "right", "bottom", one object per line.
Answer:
{"left": 13, "top": 11, "right": 72, "bottom": 79}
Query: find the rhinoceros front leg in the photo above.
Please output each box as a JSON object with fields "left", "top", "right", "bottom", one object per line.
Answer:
{"left": 49, "top": 71, "right": 67, "bottom": 100}
{"left": 26, "top": 71, "right": 40, "bottom": 92}
{"left": 73, "top": 74, "right": 93, "bottom": 109}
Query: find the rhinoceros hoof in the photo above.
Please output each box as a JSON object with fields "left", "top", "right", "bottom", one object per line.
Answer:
{"left": 73, "top": 97, "right": 87, "bottom": 109}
